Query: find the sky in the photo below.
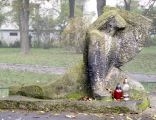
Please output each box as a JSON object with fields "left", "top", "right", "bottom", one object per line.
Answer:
{"left": 107, "top": 0, "right": 150, "bottom": 7}
{"left": 107, "top": 0, "right": 118, "bottom": 6}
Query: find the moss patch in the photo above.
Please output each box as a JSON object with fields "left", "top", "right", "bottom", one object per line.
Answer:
{"left": 130, "top": 89, "right": 146, "bottom": 100}
{"left": 138, "top": 98, "right": 150, "bottom": 111}
{"left": 9, "top": 86, "right": 21, "bottom": 95}
{"left": 9, "top": 62, "right": 89, "bottom": 99}
{"left": 129, "top": 89, "right": 149, "bottom": 111}
{"left": 100, "top": 96, "right": 113, "bottom": 102}
{"left": 0, "top": 98, "right": 133, "bottom": 113}
{"left": 18, "top": 85, "right": 45, "bottom": 99}
{"left": 65, "top": 92, "right": 86, "bottom": 100}
{"left": 41, "top": 61, "right": 89, "bottom": 99}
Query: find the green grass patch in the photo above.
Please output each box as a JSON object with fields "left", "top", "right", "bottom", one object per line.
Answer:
{"left": 0, "top": 47, "right": 155, "bottom": 74}
{"left": 0, "top": 69, "right": 62, "bottom": 87}
{"left": 138, "top": 98, "right": 150, "bottom": 111}
{"left": 122, "top": 46, "right": 156, "bottom": 74}
{"left": 65, "top": 92, "right": 86, "bottom": 100}
{"left": 0, "top": 48, "right": 82, "bottom": 67}
{"left": 141, "top": 82, "right": 156, "bottom": 92}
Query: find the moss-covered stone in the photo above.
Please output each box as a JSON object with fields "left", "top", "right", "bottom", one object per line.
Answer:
{"left": 9, "top": 7, "right": 150, "bottom": 112}
{"left": 138, "top": 98, "right": 150, "bottom": 111}
{"left": 65, "top": 92, "right": 86, "bottom": 100}
{"left": 62, "top": 17, "right": 88, "bottom": 53}
{"left": 84, "top": 6, "right": 151, "bottom": 98}
{"left": 41, "top": 62, "right": 89, "bottom": 99}
{"left": 9, "top": 62, "right": 90, "bottom": 99}
{"left": 18, "top": 85, "right": 44, "bottom": 99}
{"left": 0, "top": 97, "right": 143, "bottom": 113}
{"left": 9, "top": 86, "right": 21, "bottom": 95}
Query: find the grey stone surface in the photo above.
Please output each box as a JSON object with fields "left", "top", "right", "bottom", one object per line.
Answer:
{"left": 84, "top": 7, "right": 151, "bottom": 98}
{"left": 0, "top": 111, "right": 148, "bottom": 120}
{"left": 0, "top": 95, "right": 143, "bottom": 113}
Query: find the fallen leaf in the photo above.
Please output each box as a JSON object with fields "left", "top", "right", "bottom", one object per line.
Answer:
{"left": 94, "top": 113, "right": 103, "bottom": 118}
{"left": 119, "top": 113, "right": 124, "bottom": 116}
{"left": 37, "top": 111, "right": 45, "bottom": 114}
{"left": 12, "top": 110, "right": 15, "bottom": 113}
{"left": 65, "top": 114, "right": 76, "bottom": 118}
{"left": 78, "top": 113, "right": 88, "bottom": 116}
{"left": 79, "top": 96, "right": 94, "bottom": 101}
{"left": 152, "top": 114, "right": 156, "bottom": 120}
{"left": 53, "top": 113, "right": 60, "bottom": 116}
{"left": 126, "top": 116, "right": 133, "bottom": 120}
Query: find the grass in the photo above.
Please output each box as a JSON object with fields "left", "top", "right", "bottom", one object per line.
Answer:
{"left": 0, "top": 48, "right": 82, "bottom": 87}
{"left": 0, "top": 48, "right": 82, "bottom": 67}
{"left": 0, "top": 46, "right": 155, "bottom": 88}
{"left": 0, "top": 47, "right": 155, "bottom": 74}
{"left": 0, "top": 69, "right": 62, "bottom": 87}
{"left": 141, "top": 82, "right": 156, "bottom": 92}
{"left": 122, "top": 46, "right": 156, "bottom": 74}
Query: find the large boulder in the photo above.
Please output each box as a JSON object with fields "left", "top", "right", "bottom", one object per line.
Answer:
{"left": 84, "top": 7, "right": 151, "bottom": 98}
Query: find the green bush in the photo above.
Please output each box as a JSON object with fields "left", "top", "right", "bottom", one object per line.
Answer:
{"left": 18, "top": 85, "right": 45, "bottom": 99}
{"left": 10, "top": 41, "right": 20, "bottom": 48}
{"left": 61, "top": 17, "right": 89, "bottom": 53}
{"left": 0, "top": 40, "right": 20, "bottom": 48}
{"left": 9, "top": 62, "right": 90, "bottom": 99}
{"left": 150, "top": 35, "right": 156, "bottom": 46}
{"left": 0, "top": 40, "right": 9, "bottom": 48}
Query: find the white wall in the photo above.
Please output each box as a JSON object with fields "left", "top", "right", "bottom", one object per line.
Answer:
{"left": 0, "top": 30, "right": 20, "bottom": 45}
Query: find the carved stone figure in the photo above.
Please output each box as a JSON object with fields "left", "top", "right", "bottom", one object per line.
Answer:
{"left": 84, "top": 7, "right": 151, "bottom": 98}
{"left": 10, "top": 7, "right": 151, "bottom": 100}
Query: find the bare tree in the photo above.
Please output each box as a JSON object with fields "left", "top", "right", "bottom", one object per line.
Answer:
{"left": 18, "top": 0, "right": 30, "bottom": 54}
{"left": 143, "top": 0, "right": 156, "bottom": 16}
{"left": 124, "top": 0, "right": 131, "bottom": 11}
{"left": 97, "top": 0, "right": 106, "bottom": 16}
{"left": 69, "top": 0, "right": 75, "bottom": 18}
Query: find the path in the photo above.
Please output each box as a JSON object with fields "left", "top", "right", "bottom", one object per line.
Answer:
{"left": 0, "top": 63, "right": 66, "bottom": 75}
{"left": 0, "top": 63, "right": 156, "bottom": 82}
{"left": 0, "top": 111, "right": 105, "bottom": 120}
{"left": 0, "top": 109, "right": 153, "bottom": 120}
{"left": 0, "top": 110, "right": 153, "bottom": 120}
{"left": 128, "top": 73, "right": 156, "bottom": 82}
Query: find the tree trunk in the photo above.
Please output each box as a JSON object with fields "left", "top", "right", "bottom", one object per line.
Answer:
{"left": 97, "top": 0, "right": 106, "bottom": 16}
{"left": 19, "top": 0, "right": 30, "bottom": 54}
{"left": 124, "top": 0, "right": 131, "bottom": 11}
{"left": 69, "top": 0, "right": 75, "bottom": 18}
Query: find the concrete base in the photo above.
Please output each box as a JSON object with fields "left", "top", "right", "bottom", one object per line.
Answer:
{"left": 0, "top": 96, "right": 148, "bottom": 113}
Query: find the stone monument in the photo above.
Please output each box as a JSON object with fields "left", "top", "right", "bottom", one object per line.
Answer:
{"left": 84, "top": 7, "right": 151, "bottom": 98}
{"left": 10, "top": 7, "right": 151, "bottom": 100}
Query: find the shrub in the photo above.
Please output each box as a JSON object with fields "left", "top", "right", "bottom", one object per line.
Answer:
{"left": 61, "top": 17, "right": 89, "bottom": 53}
{"left": 0, "top": 40, "right": 9, "bottom": 48}
{"left": 9, "top": 41, "right": 20, "bottom": 48}
{"left": 18, "top": 85, "right": 44, "bottom": 99}
{"left": 150, "top": 35, "right": 156, "bottom": 46}
{"left": 0, "top": 40, "right": 20, "bottom": 48}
